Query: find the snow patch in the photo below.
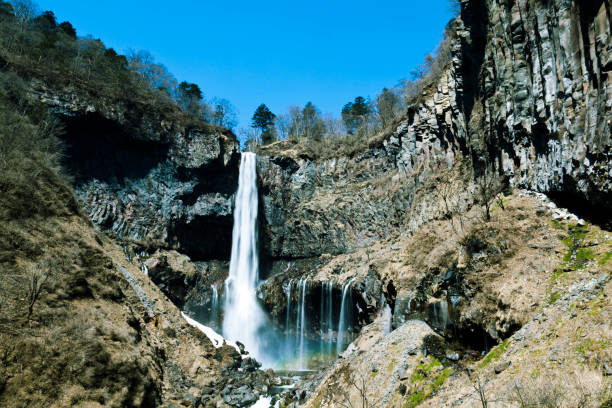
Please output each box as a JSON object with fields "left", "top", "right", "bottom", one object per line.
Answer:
{"left": 181, "top": 312, "right": 240, "bottom": 353}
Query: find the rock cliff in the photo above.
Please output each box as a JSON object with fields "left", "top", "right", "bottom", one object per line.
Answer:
{"left": 258, "top": 0, "right": 611, "bottom": 263}
{"left": 34, "top": 81, "right": 241, "bottom": 261}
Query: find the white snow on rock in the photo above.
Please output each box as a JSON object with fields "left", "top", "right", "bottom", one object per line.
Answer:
{"left": 181, "top": 312, "right": 240, "bottom": 353}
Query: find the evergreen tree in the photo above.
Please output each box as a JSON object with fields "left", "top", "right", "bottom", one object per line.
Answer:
{"left": 177, "top": 81, "right": 204, "bottom": 115}
{"left": 58, "top": 21, "right": 76, "bottom": 38}
{"left": 341, "top": 96, "right": 371, "bottom": 134}
{"left": 251, "top": 103, "right": 276, "bottom": 145}
{"left": 302, "top": 102, "right": 325, "bottom": 140}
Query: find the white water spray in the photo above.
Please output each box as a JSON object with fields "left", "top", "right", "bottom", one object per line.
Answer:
{"left": 337, "top": 278, "right": 355, "bottom": 354}
{"left": 210, "top": 285, "right": 219, "bottom": 327}
{"left": 382, "top": 304, "right": 392, "bottom": 335}
{"left": 222, "top": 152, "right": 268, "bottom": 363}
{"left": 297, "top": 278, "right": 308, "bottom": 369}
{"left": 327, "top": 279, "right": 334, "bottom": 355}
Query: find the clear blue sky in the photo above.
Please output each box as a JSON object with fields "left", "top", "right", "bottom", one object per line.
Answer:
{"left": 37, "top": 0, "right": 454, "bottom": 130}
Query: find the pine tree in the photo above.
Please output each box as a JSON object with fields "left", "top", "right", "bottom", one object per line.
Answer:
{"left": 251, "top": 103, "right": 276, "bottom": 145}
{"left": 341, "top": 96, "right": 371, "bottom": 134}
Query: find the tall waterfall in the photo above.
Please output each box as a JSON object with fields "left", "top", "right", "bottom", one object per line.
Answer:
{"left": 223, "top": 152, "right": 268, "bottom": 363}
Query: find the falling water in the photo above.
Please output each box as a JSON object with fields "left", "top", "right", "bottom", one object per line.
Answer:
{"left": 210, "top": 285, "right": 219, "bottom": 327}
{"left": 285, "top": 279, "right": 294, "bottom": 341}
{"left": 336, "top": 278, "right": 355, "bottom": 354}
{"left": 327, "top": 279, "right": 334, "bottom": 355}
{"left": 320, "top": 282, "right": 325, "bottom": 351}
{"left": 222, "top": 152, "right": 268, "bottom": 363}
{"left": 297, "top": 278, "right": 308, "bottom": 369}
{"left": 382, "top": 304, "right": 392, "bottom": 335}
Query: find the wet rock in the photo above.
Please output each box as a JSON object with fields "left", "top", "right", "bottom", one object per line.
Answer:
{"left": 240, "top": 357, "right": 262, "bottom": 372}
{"left": 446, "top": 352, "right": 460, "bottom": 361}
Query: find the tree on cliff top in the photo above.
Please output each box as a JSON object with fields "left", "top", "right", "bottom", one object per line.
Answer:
{"left": 251, "top": 103, "right": 276, "bottom": 145}
{"left": 342, "top": 96, "right": 372, "bottom": 135}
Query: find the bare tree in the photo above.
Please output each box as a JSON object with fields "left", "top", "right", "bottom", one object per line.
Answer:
{"left": 464, "top": 368, "right": 489, "bottom": 408}
{"left": 436, "top": 171, "right": 465, "bottom": 233}
{"left": 25, "top": 271, "right": 48, "bottom": 320}
{"left": 10, "top": 0, "right": 38, "bottom": 30}
{"left": 476, "top": 164, "right": 503, "bottom": 222}
{"left": 321, "top": 371, "right": 378, "bottom": 408}
{"left": 211, "top": 98, "right": 237, "bottom": 130}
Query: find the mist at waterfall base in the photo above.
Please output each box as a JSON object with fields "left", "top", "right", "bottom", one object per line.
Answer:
{"left": 199, "top": 152, "right": 356, "bottom": 370}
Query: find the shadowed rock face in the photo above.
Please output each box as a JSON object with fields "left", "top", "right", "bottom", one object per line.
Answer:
{"left": 41, "top": 87, "right": 241, "bottom": 261}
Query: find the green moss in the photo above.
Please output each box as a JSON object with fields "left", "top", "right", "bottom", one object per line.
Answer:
{"left": 405, "top": 391, "right": 426, "bottom": 408}
{"left": 576, "top": 339, "right": 594, "bottom": 358}
{"left": 599, "top": 251, "right": 612, "bottom": 266}
{"left": 546, "top": 292, "right": 561, "bottom": 305}
{"left": 555, "top": 224, "right": 595, "bottom": 275}
{"left": 551, "top": 219, "right": 563, "bottom": 230}
{"left": 575, "top": 247, "right": 595, "bottom": 264}
{"left": 479, "top": 339, "right": 510, "bottom": 368}
{"left": 433, "top": 368, "right": 452, "bottom": 387}
{"left": 410, "top": 358, "right": 442, "bottom": 382}
{"left": 404, "top": 359, "right": 452, "bottom": 407}
{"left": 551, "top": 268, "right": 565, "bottom": 283}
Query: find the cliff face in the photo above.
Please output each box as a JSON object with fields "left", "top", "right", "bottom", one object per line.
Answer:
{"left": 472, "top": 0, "right": 611, "bottom": 222}
{"left": 35, "top": 82, "right": 241, "bottom": 261}
{"left": 258, "top": 0, "right": 611, "bottom": 263}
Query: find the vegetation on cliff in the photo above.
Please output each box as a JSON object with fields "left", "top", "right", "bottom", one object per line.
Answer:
{"left": 0, "top": 0, "right": 237, "bottom": 131}
{"left": 245, "top": 18, "right": 457, "bottom": 158}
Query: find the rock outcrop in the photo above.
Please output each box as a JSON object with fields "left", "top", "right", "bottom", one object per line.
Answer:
{"left": 34, "top": 81, "right": 241, "bottom": 261}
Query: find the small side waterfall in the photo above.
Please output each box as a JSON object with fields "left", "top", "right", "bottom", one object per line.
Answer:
{"left": 285, "top": 279, "right": 294, "bottom": 338}
{"left": 222, "top": 152, "right": 268, "bottom": 363}
{"left": 337, "top": 278, "right": 355, "bottom": 354}
{"left": 296, "top": 278, "right": 308, "bottom": 369}
{"left": 327, "top": 279, "right": 334, "bottom": 355}
{"left": 382, "top": 304, "right": 392, "bottom": 335}
{"left": 210, "top": 284, "right": 219, "bottom": 327}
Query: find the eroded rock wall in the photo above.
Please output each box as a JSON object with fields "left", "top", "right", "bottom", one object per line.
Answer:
{"left": 258, "top": 0, "right": 611, "bottom": 263}
{"left": 34, "top": 82, "right": 241, "bottom": 261}
{"left": 473, "top": 0, "right": 612, "bottom": 223}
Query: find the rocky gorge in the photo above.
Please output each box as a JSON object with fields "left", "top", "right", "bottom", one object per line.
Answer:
{"left": 1, "top": 0, "right": 611, "bottom": 407}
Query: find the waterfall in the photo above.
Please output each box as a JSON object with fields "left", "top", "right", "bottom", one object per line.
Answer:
{"left": 222, "top": 152, "right": 268, "bottom": 363}
{"left": 382, "top": 304, "right": 392, "bottom": 335}
{"left": 320, "top": 282, "right": 325, "bottom": 351}
{"left": 210, "top": 285, "right": 218, "bottom": 327}
{"left": 285, "top": 279, "right": 294, "bottom": 337}
{"left": 336, "top": 278, "right": 355, "bottom": 354}
{"left": 296, "top": 278, "right": 308, "bottom": 369}
{"left": 327, "top": 279, "right": 334, "bottom": 355}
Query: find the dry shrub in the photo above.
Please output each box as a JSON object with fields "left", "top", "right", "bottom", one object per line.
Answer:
{"left": 510, "top": 368, "right": 611, "bottom": 408}
{"left": 0, "top": 71, "right": 77, "bottom": 221}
